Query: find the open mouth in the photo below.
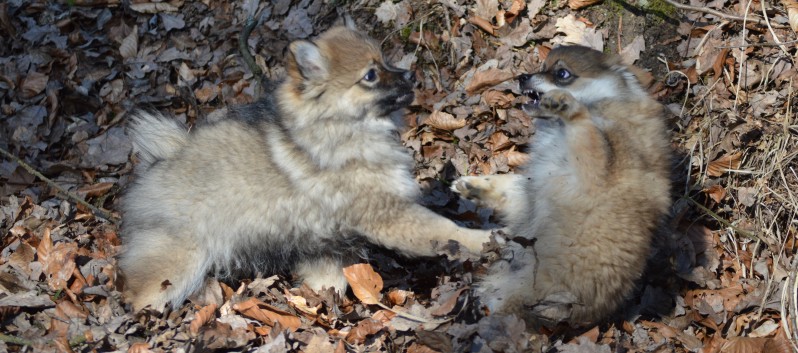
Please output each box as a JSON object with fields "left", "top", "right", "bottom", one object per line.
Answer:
{"left": 521, "top": 89, "right": 541, "bottom": 111}
{"left": 378, "top": 91, "right": 415, "bottom": 114}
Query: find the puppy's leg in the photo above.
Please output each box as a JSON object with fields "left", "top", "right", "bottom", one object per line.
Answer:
{"left": 451, "top": 174, "right": 528, "bottom": 222}
{"left": 295, "top": 257, "right": 348, "bottom": 294}
{"left": 538, "top": 90, "right": 611, "bottom": 191}
{"left": 355, "top": 203, "right": 491, "bottom": 256}
{"left": 120, "top": 233, "right": 207, "bottom": 311}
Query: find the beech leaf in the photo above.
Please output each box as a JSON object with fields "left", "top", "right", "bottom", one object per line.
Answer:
{"left": 343, "top": 263, "right": 383, "bottom": 305}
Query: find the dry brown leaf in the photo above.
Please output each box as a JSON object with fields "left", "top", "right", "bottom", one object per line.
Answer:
{"left": 407, "top": 342, "right": 441, "bottom": 353}
{"left": 429, "top": 287, "right": 467, "bottom": 316}
{"left": 468, "top": 16, "right": 495, "bottom": 35}
{"left": 345, "top": 318, "right": 384, "bottom": 344}
{"left": 119, "top": 25, "right": 138, "bottom": 60}
{"left": 21, "top": 71, "right": 48, "bottom": 98}
{"left": 425, "top": 111, "right": 466, "bottom": 131}
{"left": 233, "top": 298, "right": 301, "bottom": 332}
{"left": 129, "top": 3, "right": 179, "bottom": 13}
{"left": 387, "top": 289, "right": 412, "bottom": 306}
{"left": 189, "top": 303, "right": 218, "bottom": 336}
{"left": 284, "top": 290, "right": 320, "bottom": 316}
{"left": 194, "top": 84, "right": 218, "bottom": 103}
{"left": 782, "top": 0, "right": 798, "bottom": 31}
{"left": 707, "top": 151, "right": 743, "bottom": 177}
{"left": 567, "top": 0, "right": 602, "bottom": 10}
{"left": 127, "top": 342, "right": 154, "bottom": 353}
{"left": 465, "top": 68, "right": 514, "bottom": 95}
{"left": 619, "top": 35, "right": 645, "bottom": 65}
{"left": 703, "top": 184, "right": 726, "bottom": 203}
{"left": 553, "top": 14, "right": 604, "bottom": 51}
{"left": 77, "top": 182, "right": 114, "bottom": 198}
{"left": 487, "top": 132, "right": 513, "bottom": 152}
{"left": 343, "top": 263, "right": 383, "bottom": 305}
{"left": 721, "top": 336, "right": 769, "bottom": 353}
{"left": 505, "top": 0, "right": 526, "bottom": 21}
{"left": 482, "top": 90, "right": 515, "bottom": 108}
{"left": 763, "top": 326, "right": 793, "bottom": 353}
{"left": 304, "top": 335, "right": 337, "bottom": 353}
{"left": 55, "top": 300, "right": 89, "bottom": 321}
{"left": 37, "top": 228, "right": 78, "bottom": 291}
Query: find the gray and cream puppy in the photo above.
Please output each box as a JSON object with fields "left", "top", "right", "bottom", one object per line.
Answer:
{"left": 120, "top": 26, "right": 490, "bottom": 311}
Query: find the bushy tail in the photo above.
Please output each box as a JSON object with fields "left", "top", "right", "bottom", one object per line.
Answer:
{"left": 127, "top": 109, "right": 188, "bottom": 169}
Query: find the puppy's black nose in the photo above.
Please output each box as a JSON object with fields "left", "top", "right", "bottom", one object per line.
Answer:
{"left": 518, "top": 74, "right": 532, "bottom": 83}
{"left": 403, "top": 70, "right": 416, "bottom": 83}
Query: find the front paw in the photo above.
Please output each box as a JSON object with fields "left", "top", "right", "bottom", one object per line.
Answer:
{"left": 539, "top": 90, "right": 586, "bottom": 122}
{"left": 452, "top": 176, "right": 494, "bottom": 204}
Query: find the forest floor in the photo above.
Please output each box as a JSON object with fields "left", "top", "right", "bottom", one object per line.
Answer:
{"left": 1, "top": 0, "right": 798, "bottom": 352}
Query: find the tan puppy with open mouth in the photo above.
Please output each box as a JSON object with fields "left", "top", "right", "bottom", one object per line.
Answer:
{"left": 119, "top": 25, "right": 491, "bottom": 311}
{"left": 453, "top": 45, "right": 671, "bottom": 327}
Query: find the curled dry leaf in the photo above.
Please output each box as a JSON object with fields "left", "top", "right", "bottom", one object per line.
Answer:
{"left": 429, "top": 287, "right": 468, "bottom": 316}
{"left": 77, "top": 182, "right": 114, "bottom": 198}
{"left": 343, "top": 263, "right": 383, "bottom": 305}
{"left": 387, "top": 289, "right": 413, "bottom": 306}
{"left": 189, "top": 303, "right": 218, "bottom": 336}
{"left": 703, "top": 184, "right": 726, "bottom": 203}
{"left": 119, "top": 25, "right": 138, "bottom": 60}
{"left": 468, "top": 16, "right": 495, "bottom": 35}
{"left": 284, "top": 290, "right": 320, "bottom": 316}
{"left": 707, "top": 151, "right": 743, "bottom": 177}
{"left": 504, "top": 0, "right": 526, "bottom": 23}
{"left": 720, "top": 336, "right": 769, "bottom": 353}
{"left": 568, "top": 0, "right": 602, "bottom": 10}
{"left": 466, "top": 68, "right": 514, "bottom": 95}
{"left": 127, "top": 342, "right": 154, "bottom": 353}
{"left": 129, "top": 3, "right": 179, "bottom": 13}
{"left": 487, "top": 131, "right": 513, "bottom": 152}
{"left": 345, "top": 318, "right": 384, "bottom": 345}
{"left": 233, "top": 297, "right": 301, "bottom": 332}
{"left": 21, "top": 71, "right": 48, "bottom": 98}
{"left": 782, "top": 0, "right": 798, "bottom": 32}
{"left": 482, "top": 90, "right": 515, "bottom": 108}
{"left": 425, "top": 111, "right": 467, "bottom": 131}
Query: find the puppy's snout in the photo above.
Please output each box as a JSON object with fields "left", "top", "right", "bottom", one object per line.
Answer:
{"left": 518, "top": 74, "right": 532, "bottom": 83}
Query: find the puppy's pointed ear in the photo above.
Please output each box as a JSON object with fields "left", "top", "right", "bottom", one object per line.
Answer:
{"left": 289, "top": 41, "right": 328, "bottom": 81}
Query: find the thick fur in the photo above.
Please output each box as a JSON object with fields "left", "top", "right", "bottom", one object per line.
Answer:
{"left": 120, "top": 27, "right": 490, "bottom": 311}
{"left": 452, "top": 46, "right": 671, "bottom": 327}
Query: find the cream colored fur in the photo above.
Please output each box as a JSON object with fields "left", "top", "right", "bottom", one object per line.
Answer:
{"left": 119, "top": 26, "right": 490, "bottom": 311}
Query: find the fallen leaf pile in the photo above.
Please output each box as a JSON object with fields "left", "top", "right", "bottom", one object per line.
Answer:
{"left": 1, "top": 0, "right": 797, "bottom": 352}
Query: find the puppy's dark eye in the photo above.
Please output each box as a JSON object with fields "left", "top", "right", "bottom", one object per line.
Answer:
{"left": 363, "top": 69, "right": 378, "bottom": 82}
{"left": 555, "top": 69, "right": 571, "bottom": 80}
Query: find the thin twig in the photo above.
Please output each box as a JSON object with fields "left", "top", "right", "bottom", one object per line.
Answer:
{"left": 684, "top": 196, "right": 760, "bottom": 241}
{"left": 239, "top": 8, "right": 264, "bottom": 95}
{"left": 662, "top": 0, "right": 788, "bottom": 27}
{"left": 375, "top": 302, "right": 451, "bottom": 326}
{"left": 0, "top": 333, "right": 35, "bottom": 346}
{"left": 0, "top": 146, "right": 118, "bottom": 224}
{"left": 761, "top": 0, "right": 792, "bottom": 55}
{"left": 717, "top": 38, "right": 798, "bottom": 48}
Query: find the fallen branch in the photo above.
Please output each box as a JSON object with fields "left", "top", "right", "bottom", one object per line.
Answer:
{"left": 0, "top": 146, "right": 119, "bottom": 224}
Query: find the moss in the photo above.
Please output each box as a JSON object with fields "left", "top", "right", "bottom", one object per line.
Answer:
{"left": 643, "top": 0, "right": 678, "bottom": 18}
